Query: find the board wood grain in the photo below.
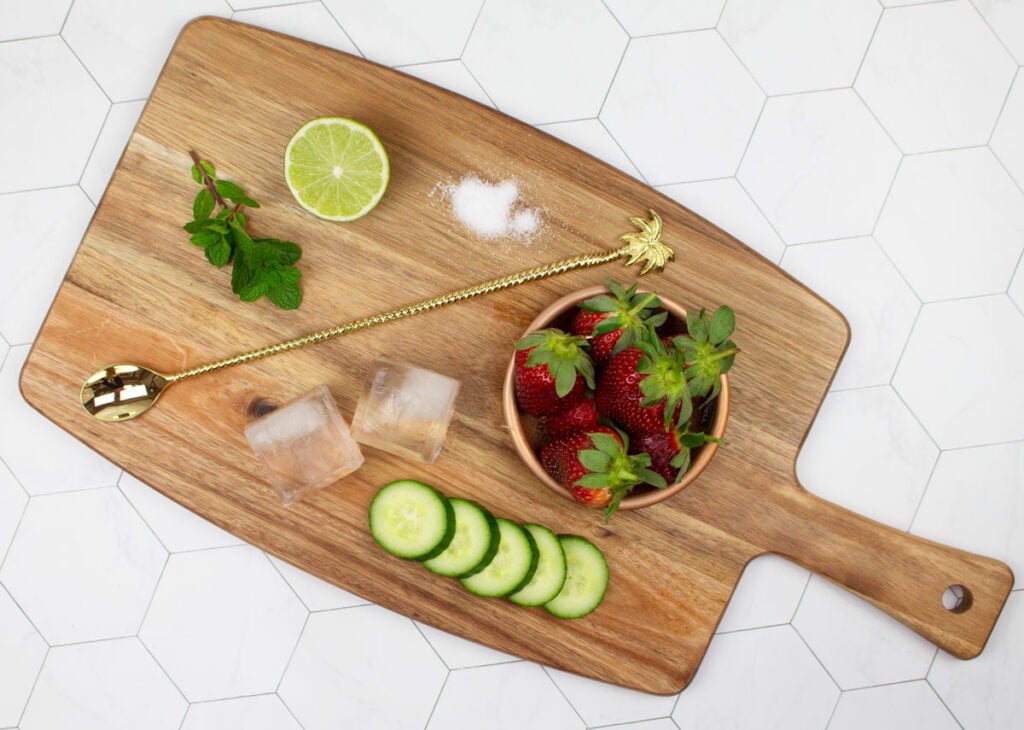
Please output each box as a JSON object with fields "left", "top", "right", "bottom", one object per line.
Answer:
{"left": 20, "top": 17, "right": 1013, "bottom": 694}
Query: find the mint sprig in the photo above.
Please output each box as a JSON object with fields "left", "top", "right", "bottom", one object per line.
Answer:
{"left": 184, "top": 151, "right": 303, "bottom": 310}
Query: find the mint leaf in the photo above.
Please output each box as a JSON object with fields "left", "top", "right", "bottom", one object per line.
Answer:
{"left": 186, "top": 151, "right": 303, "bottom": 310}
{"left": 193, "top": 188, "right": 215, "bottom": 219}
{"left": 267, "top": 283, "right": 302, "bottom": 310}
{"left": 205, "top": 236, "right": 232, "bottom": 268}
{"left": 189, "top": 228, "right": 220, "bottom": 248}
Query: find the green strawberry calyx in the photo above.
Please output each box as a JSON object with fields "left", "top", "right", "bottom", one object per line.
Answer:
{"left": 580, "top": 277, "right": 668, "bottom": 357}
{"left": 673, "top": 305, "right": 738, "bottom": 401}
{"left": 669, "top": 430, "right": 727, "bottom": 477}
{"left": 635, "top": 329, "right": 694, "bottom": 431}
{"left": 515, "top": 328, "right": 596, "bottom": 398}
{"left": 574, "top": 430, "right": 667, "bottom": 520}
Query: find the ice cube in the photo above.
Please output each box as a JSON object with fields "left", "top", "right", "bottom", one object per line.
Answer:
{"left": 244, "top": 384, "right": 364, "bottom": 505}
{"left": 351, "top": 359, "right": 461, "bottom": 463}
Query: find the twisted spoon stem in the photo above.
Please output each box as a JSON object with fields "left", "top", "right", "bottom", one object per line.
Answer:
{"left": 172, "top": 246, "right": 627, "bottom": 382}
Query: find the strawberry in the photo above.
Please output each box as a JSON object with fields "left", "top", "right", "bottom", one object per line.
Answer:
{"left": 513, "top": 328, "right": 596, "bottom": 417}
{"left": 543, "top": 393, "right": 599, "bottom": 439}
{"left": 595, "top": 333, "right": 692, "bottom": 436}
{"left": 539, "top": 426, "right": 666, "bottom": 519}
{"left": 569, "top": 484, "right": 613, "bottom": 508}
{"left": 633, "top": 427, "right": 723, "bottom": 484}
{"left": 571, "top": 278, "right": 667, "bottom": 367}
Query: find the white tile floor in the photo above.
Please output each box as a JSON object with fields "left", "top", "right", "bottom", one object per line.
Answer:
{"left": 1, "top": 0, "right": 1022, "bottom": 728}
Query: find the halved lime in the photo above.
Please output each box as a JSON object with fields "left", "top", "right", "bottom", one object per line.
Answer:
{"left": 284, "top": 117, "right": 390, "bottom": 221}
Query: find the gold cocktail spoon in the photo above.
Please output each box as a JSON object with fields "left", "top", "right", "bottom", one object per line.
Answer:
{"left": 82, "top": 211, "right": 671, "bottom": 422}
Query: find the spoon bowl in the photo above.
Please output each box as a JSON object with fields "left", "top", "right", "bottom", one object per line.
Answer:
{"left": 81, "top": 364, "right": 172, "bottom": 422}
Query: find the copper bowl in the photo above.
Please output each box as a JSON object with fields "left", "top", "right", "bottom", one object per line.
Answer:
{"left": 502, "top": 285, "right": 730, "bottom": 511}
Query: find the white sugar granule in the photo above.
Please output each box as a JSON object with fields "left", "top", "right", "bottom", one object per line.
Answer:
{"left": 441, "top": 175, "right": 541, "bottom": 241}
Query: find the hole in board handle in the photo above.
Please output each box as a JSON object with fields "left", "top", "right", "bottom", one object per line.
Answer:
{"left": 942, "top": 584, "right": 973, "bottom": 614}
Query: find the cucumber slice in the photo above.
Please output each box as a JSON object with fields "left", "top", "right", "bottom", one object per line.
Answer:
{"left": 423, "top": 498, "right": 500, "bottom": 578}
{"left": 460, "top": 518, "right": 538, "bottom": 598}
{"left": 507, "top": 524, "right": 567, "bottom": 607}
{"left": 369, "top": 480, "right": 455, "bottom": 561}
{"left": 544, "top": 535, "right": 608, "bottom": 619}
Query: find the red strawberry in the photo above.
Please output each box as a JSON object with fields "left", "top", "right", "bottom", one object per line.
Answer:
{"left": 595, "top": 334, "right": 692, "bottom": 436}
{"left": 513, "top": 328, "right": 596, "bottom": 417}
{"left": 543, "top": 393, "right": 599, "bottom": 439}
{"left": 632, "top": 427, "right": 722, "bottom": 484}
{"left": 571, "top": 278, "right": 667, "bottom": 367}
{"left": 539, "top": 426, "right": 666, "bottom": 519}
{"left": 569, "top": 484, "right": 612, "bottom": 508}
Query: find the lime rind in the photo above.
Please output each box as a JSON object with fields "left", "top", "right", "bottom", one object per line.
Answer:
{"left": 284, "top": 116, "right": 390, "bottom": 222}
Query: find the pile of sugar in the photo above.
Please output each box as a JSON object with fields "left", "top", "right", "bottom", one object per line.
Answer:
{"left": 442, "top": 176, "right": 541, "bottom": 241}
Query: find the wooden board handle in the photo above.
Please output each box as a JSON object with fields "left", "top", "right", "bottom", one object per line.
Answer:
{"left": 766, "top": 488, "right": 1014, "bottom": 659}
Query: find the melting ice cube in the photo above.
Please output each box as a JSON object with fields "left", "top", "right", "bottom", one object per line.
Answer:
{"left": 351, "top": 359, "right": 461, "bottom": 463}
{"left": 244, "top": 384, "right": 364, "bottom": 505}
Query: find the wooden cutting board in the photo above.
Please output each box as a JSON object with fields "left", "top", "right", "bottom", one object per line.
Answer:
{"left": 21, "top": 17, "right": 1013, "bottom": 694}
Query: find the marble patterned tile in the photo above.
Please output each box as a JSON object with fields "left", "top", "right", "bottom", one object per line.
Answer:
{"left": 0, "top": 187, "right": 95, "bottom": 344}
{"left": 911, "top": 441, "right": 1024, "bottom": 590}
{"left": 398, "top": 60, "right": 494, "bottom": 107}
{"left": 0, "top": 586, "right": 47, "bottom": 728}
{"left": 545, "top": 666, "right": 676, "bottom": 727}
{"left": 602, "top": 32, "right": 764, "bottom": 185}
{"left": 1011, "top": 256, "right": 1024, "bottom": 311}
{"left": 828, "top": 680, "right": 960, "bottom": 730}
{"left": 62, "top": 0, "right": 232, "bottom": 102}
{"left": 0, "top": 462, "right": 28, "bottom": 562}
{"left": 427, "top": 663, "right": 584, "bottom": 730}
{"left": 463, "top": 0, "right": 626, "bottom": 125}
{"left": 716, "top": 554, "right": 810, "bottom": 633}
{"left": 893, "top": 296, "right": 1024, "bottom": 448}
{"left": 79, "top": 100, "right": 145, "bottom": 204}
{"left": 661, "top": 178, "right": 786, "bottom": 264}
{"left": 991, "top": 70, "right": 1024, "bottom": 190}
{"left": 929, "top": 590, "right": 1024, "bottom": 729}
{"left": 414, "top": 622, "right": 518, "bottom": 669}
{"left": 793, "top": 576, "right": 937, "bottom": 689}
{"left": 719, "top": 0, "right": 880, "bottom": 95}
{"left": 795, "top": 386, "right": 938, "bottom": 530}
{"left": 603, "top": 0, "right": 725, "bottom": 34}
{"left": 781, "top": 237, "right": 920, "bottom": 389}
{"left": 267, "top": 554, "right": 370, "bottom": 611}
{"left": 232, "top": 1, "right": 359, "bottom": 54}
{"left": 672, "top": 625, "right": 838, "bottom": 727}
{"left": 118, "top": 473, "right": 243, "bottom": 553}
{"left": 738, "top": 89, "right": 900, "bottom": 244}
{"left": 228, "top": 0, "right": 315, "bottom": 11}
{"left": 971, "top": 0, "right": 1024, "bottom": 64}
{"left": 538, "top": 119, "right": 643, "bottom": 180}
{"left": 18, "top": 638, "right": 186, "bottom": 730}
{"left": 0, "top": 0, "right": 70, "bottom": 40}
{"left": 0, "top": 37, "right": 109, "bottom": 193}
{"left": 139, "top": 546, "right": 307, "bottom": 701}
{"left": 279, "top": 606, "right": 447, "bottom": 729}
{"left": 0, "top": 346, "right": 122, "bottom": 495}
{"left": 323, "top": 0, "right": 481, "bottom": 66}
{"left": 855, "top": 0, "right": 1016, "bottom": 153}
{"left": 180, "top": 694, "right": 302, "bottom": 730}
{"left": 874, "top": 148, "right": 1024, "bottom": 302}
{"left": 605, "top": 720, "right": 679, "bottom": 730}
{"left": 0, "top": 487, "right": 166, "bottom": 644}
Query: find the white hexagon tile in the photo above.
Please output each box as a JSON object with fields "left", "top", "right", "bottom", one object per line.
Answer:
{"left": 2, "top": 2, "right": 1024, "bottom": 728}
